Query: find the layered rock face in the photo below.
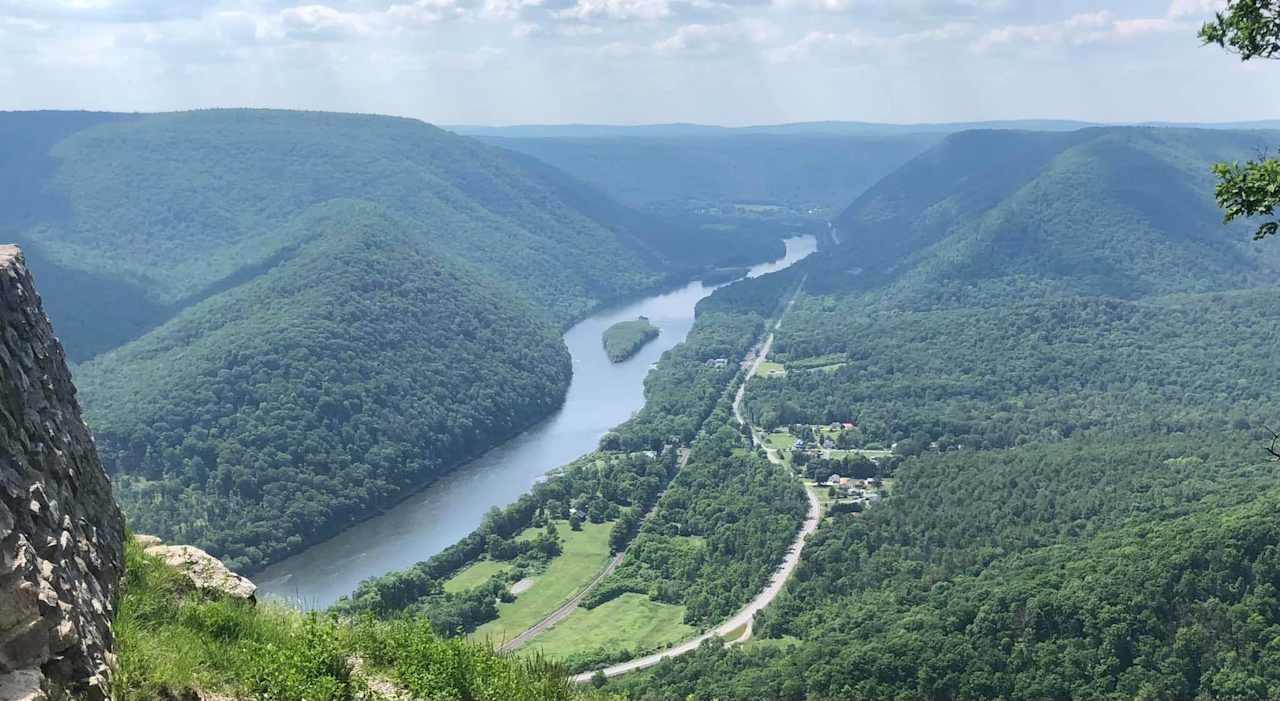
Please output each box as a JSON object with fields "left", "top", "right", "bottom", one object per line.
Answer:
{"left": 0, "top": 246, "right": 125, "bottom": 700}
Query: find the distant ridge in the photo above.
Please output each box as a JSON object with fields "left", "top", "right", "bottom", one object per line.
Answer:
{"left": 448, "top": 119, "right": 1280, "bottom": 139}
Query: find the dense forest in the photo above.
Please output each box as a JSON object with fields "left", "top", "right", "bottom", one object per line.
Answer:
{"left": 613, "top": 431, "right": 1280, "bottom": 700}
{"left": 77, "top": 203, "right": 573, "bottom": 572}
{"left": 607, "top": 126, "right": 1280, "bottom": 699}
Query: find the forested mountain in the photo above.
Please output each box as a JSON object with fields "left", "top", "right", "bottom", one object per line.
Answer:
{"left": 0, "top": 109, "right": 734, "bottom": 573}
{"left": 614, "top": 127, "right": 1280, "bottom": 699}
{"left": 469, "top": 133, "right": 939, "bottom": 216}
{"left": 0, "top": 110, "right": 684, "bottom": 353}
{"left": 818, "top": 127, "right": 1280, "bottom": 303}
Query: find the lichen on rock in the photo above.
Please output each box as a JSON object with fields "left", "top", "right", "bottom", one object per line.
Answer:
{"left": 134, "top": 537, "right": 257, "bottom": 603}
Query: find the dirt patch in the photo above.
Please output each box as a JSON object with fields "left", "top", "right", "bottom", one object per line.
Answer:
{"left": 510, "top": 578, "right": 535, "bottom": 594}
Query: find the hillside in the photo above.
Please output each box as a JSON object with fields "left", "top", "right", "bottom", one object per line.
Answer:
{"left": 473, "top": 133, "right": 938, "bottom": 217}
{"left": 612, "top": 127, "right": 1280, "bottom": 699}
{"left": 0, "top": 109, "right": 717, "bottom": 573}
{"left": 818, "top": 127, "right": 1280, "bottom": 303}
{"left": 75, "top": 202, "right": 577, "bottom": 571}
{"left": 0, "top": 110, "right": 691, "bottom": 358}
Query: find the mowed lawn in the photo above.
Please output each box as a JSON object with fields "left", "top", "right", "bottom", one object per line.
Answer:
{"left": 471, "top": 519, "right": 613, "bottom": 645}
{"left": 523, "top": 593, "right": 696, "bottom": 659}
{"left": 757, "top": 361, "right": 786, "bottom": 377}
{"left": 765, "top": 431, "right": 795, "bottom": 451}
{"left": 442, "top": 559, "right": 509, "bottom": 594}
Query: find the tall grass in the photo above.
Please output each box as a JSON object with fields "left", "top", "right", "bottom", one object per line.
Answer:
{"left": 112, "top": 538, "right": 609, "bottom": 700}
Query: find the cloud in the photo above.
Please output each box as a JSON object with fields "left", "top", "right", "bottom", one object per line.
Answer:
{"left": 555, "top": 0, "right": 671, "bottom": 21}
{"left": 771, "top": 21, "right": 967, "bottom": 62}
{"left": 654, "top": 21, "right": 763, "bottom": 55}
{"left": 1167, "top": 0, "right": 1225, "bottom": 20}
{"left": 387, "top": 0, "right": 466, "bottom": 24}
{"left": 278, "top": 5, "right": 371, "bottom": 40}
{"left": 972, "top": 8, "right": 1190, "bottom": 51}
{"left": 769, "top": 0, "right": 1008, "bottom": 20}
{"left": 0, "top": 0, "right": 218, "bottom": 22}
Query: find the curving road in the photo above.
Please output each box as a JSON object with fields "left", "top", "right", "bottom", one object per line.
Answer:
{"left": 573, "top": 279, "right": 819, "bottom": 682}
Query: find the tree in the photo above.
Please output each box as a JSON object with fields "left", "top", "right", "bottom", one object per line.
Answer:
{"left": 1201, "top": 1, "right": 1280, "bottom": 239}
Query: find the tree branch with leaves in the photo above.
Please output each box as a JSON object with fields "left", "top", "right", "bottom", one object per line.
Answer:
{"left": 1202, "top": 1, "right": 1280, "bottom": 240}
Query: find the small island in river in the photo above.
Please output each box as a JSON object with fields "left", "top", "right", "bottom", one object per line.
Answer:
{"left": 602, "top": 316, "right": 660, "bottom": 363}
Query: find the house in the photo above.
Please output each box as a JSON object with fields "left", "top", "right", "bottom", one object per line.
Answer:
{"left": 822, "top": 439, "right": 835, "bottom": 449}
{"left": 826, "top": 473, "right": 842, "bottom": 486}
{"left": 706, "top": 358, "right": 729, "bottom": 368}
{"left": 793, "top": 439, "right": 805, "bottom": 450}
{"left": 841, "top": 422, "right": 856, "bottom": 429}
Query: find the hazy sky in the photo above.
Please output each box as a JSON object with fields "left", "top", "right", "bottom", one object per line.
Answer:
{"left": 0, "top": 0, "right": 1274, "bottom": 126}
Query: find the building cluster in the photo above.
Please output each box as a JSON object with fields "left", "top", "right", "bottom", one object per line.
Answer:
{"left": 824, "top": 474, "right": 884, "bottom": 506}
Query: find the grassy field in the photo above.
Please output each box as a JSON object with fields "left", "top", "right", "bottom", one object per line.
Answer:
{"left": 810, "top": 362, "right": 845, "bottom": 373}
{"left": 524, "top": 593, "right": 696, "bottom": 659}
{"left": 757, "top": 361, "right": 786, "bottom": 377}
{"left": 472, "top": 519, "right": 613, "bottom": 645}
{"left": 809, "top": 481, "right": 838, "bottom": 510}
{"left": 826, "top": 447, "right": 894, "bottom": 461}
{"left": 742, "top": 635, "right": 803, "bottom": 652}
{"left": 765, "top": 431, "right": 795, "bottom": 451}
{"left": 442, "top": 559, "right": 510, "bottom": 594}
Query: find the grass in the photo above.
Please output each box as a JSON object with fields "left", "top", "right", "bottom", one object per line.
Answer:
{"left": 825, "top": 448, "right": 894, "bottom": 461}
{"left": 719, "top": 622, "right": 749, "bottom": 642}
{"left": 742, "top": 635, "right": 803, "bottom": 652}
{"left": 472, "top": 519, "right": 614, "bottom": 645}
{"left": 765, "top": 431, "right": 796, "bottom": 451}
{"left": 113, "top": 537, "right": 603, "bottom": 701}
{"left": 757, "top": 361, "right": 786, "bottom": 377}
{"left": 442, "top": 559, "right": 510, "bottom": 594}
{"left": 808, "top": 481, "right": 838, "bottom": 510}
{"left": 523, "top": 593, "right": 696, "bottom": 659}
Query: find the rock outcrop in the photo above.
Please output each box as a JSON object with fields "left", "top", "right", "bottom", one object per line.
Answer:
{"left": 134, "top": 536, "right": 256, "bottom": 603}
{"left": 0, "top": 245, "right": 125, "bottom": 700}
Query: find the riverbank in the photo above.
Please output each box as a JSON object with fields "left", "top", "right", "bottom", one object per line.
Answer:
{"left": 570, "top": 277, "right": 819, "bottom": 681}
{"left": 255, "top": 236, "right": 817, "bottom": 607}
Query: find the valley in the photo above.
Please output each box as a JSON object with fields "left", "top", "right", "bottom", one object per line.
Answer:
{"left": 256, "top": 236, "right": 816, "bottom": 606}
{"left": 6, "top": 109, "right": 1280, "bottom": 701}
{"left": 9, "top": 5, "right": 1280, "bottom": 701}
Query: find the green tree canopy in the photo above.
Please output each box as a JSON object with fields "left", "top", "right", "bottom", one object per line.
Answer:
{"left": 1202, "top": 1, "right": 1280, "bottom": 239}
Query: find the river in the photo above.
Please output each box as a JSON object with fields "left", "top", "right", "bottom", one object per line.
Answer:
{"left": 255, "top": 235, "right": 817, "bottom": 608}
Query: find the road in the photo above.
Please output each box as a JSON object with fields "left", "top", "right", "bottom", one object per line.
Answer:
{"left": 572, "top": 278, "right": 820, "bottom": 682}
{"left": 499, "top": 448, "right": 690, "bottom": 653}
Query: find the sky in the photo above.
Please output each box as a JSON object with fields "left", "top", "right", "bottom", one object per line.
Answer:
{"left": 0, "top": 0, "right": 1274, "bottom": 126}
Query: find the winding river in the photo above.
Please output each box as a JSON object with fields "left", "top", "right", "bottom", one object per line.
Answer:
{"left": 255, "top": 235, "right": 817, "bottom": 608}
